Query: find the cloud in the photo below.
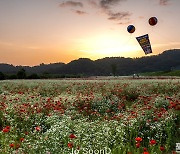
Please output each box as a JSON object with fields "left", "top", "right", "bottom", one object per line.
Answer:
{"left": 98, "top": 0, "right": 131, "bottom": 24}
{"left": 59, "top": 1, "right": 83, "bottom": 8}
{"left": 100, "top": 0, "right": 125, "bottom": 9}
{"left": 59, "top": 0, "right": 131, "bottom": 23}
{"left": 107, "top": 11, "right": 131, "bottom": 21}
{"left": 72, "top": 10, "right": 88, "bottom": 15}
{"left": 159, "top": 0, "right": 170, "bottom": 6}
{"left": 118, "top": 21, "right": 131, "bottom": 25}
{"left": 87, "top": 0, "right": 98, "bottom": 7}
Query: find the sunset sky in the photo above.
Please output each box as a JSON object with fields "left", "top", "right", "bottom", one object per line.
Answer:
{"left": 0, "top": 0, "right": 180, "bottom": 66}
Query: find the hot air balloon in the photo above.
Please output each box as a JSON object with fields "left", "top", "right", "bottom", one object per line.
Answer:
{"left": 126, "top": 18, "right": 157, "bottom": 55}
{"left": 149, "top": 17, "right": 158, "bottom": 26}
{"left": 127, "top": 25, "right": 135, "bottom": 33}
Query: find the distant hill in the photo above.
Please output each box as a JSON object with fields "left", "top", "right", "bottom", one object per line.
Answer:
{"left": 0, "top": 62, "right": 65, "bottom": 74}
{"left": 0, "top": 49, "right": 180, "bottom": 76}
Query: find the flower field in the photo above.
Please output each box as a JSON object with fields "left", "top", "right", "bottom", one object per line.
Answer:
{"left": 0, "top": 79, "right": 180, "bottom": 154}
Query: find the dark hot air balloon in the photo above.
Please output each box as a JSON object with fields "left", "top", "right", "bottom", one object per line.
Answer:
{"left": 127, "top": 25, "right": 135, "bottom": 33}
{"left": 149, "top": 17, "right": 158, "bottom": 26}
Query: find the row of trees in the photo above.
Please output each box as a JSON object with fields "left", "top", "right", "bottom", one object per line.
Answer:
{"left": 0, "top": 69, "right": 35, "bottom": 80}
{"left": 0, "top": 69, "right": 83, "bottom": 80}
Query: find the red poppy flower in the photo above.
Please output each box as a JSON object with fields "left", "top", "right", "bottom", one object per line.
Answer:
{"left": 2, "top": 126, "right": 10, "bottom": 133}
{"left": 20, "top": 138, "right": 25, "bottom": 142}
{"left": 69, "top": 134, "right": 76, "bottom": 139}
{"left": 3, "top": 128, "right": 9, "bottom": 133}
{"left": 35, "top": 126, "right": 41, "bottom": 131}
{"left": 154, "top": 117, "right": 158, "bottom": 121}
{"left": 150, "top": 139, "right": 156, "bottom": 145}
{"left": 143, "top": 152, "right": 149, "bottom": 154}
{"left": 67, "top": 142, "right": 73, "bottom": 148}
{"left": 135, "top": 137, "right": 142, "bottom": 142}
{"left": 160, "top": 146, "right": 165, "bottom": 151}
{"left": 9, "top": 143, "right": 15, "bottom": 148}
{"left": 144, "top": 147, "right": 147, "bottom": 151}
{"left": 136, "top": 143, "right": 140, "bottom": 148}
{"left": 6, "top": 126, "right": 10, "bottom": 129}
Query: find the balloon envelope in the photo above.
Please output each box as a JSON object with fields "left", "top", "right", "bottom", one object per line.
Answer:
{"left": 149, "top": 17, "right": 158, "bottom": 26}
{"left": 127, "top": 25, "right": 135, "bottom": 33}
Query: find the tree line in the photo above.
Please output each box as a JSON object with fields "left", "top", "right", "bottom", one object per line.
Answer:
{"left": 0, "top": 49, "right": 180, "bottom": 79}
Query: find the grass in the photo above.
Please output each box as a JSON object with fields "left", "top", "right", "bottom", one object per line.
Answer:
{"left": 140, "top": 70, "right": 180, "bottom": 76}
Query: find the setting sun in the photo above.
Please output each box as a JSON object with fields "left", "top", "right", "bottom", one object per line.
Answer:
{"left": 76, "top": 33, "right": 143, "bottom": 59}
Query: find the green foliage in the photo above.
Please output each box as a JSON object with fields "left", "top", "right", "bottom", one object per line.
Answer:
{"left": 27, "top": 73, "right": 40, "bottom": 79}
{"left": 17, "top": 68, "right": 26, "bottom": 79}
{"left": 141, "top": 70, "right": 180, "bottom": 76}
{"left": 111, "top": 63, "right": 117, "bottom": 76}
{"left": 0, "top": 72, "right": 5, "bottom": 80}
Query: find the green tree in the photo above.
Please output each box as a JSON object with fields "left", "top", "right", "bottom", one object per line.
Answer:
{"left": 0, "top": 72, "right": 5, "bottom": 80}
{"left": 8, "top": 74, "right": 17, "bottom": 79}
{"left": 17, "top": 68, "right": 26, "bottom": 79}
{"left": 111, "top": 64, "right": 117, "bottom": 76}
{"left": 27, "top": 73, "right": 40, "bottom": 79}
